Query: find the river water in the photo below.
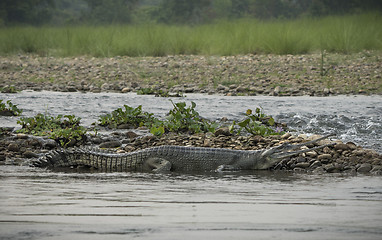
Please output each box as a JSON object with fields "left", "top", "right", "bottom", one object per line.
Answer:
{"left": 1, "top": 91, "right": 382, "bottom": 239}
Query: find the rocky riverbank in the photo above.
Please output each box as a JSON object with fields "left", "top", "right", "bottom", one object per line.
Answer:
{"left": 1, "top": 51, "right": 381, "bottom": 96}
{"left": 1, "top": 128, "right": 381, "bottom": 175}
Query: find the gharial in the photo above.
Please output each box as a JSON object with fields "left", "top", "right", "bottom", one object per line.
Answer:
{"left": 31, "top": 134, "right": 335, "bottom": 173}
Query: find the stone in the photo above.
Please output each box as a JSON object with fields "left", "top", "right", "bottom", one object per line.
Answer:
{"left": 27, "top": 138, "right": 42, "bottom": 147}
{"left": 99, "top": 141, "right": 122, "bottom": 148}
{"left": 184, "top": 87, "right": 195, "bottom": 93}
{"left": 353, "top": 149, "right": 367, "bottom": 156}
{"left": 8, "top": 143, "right": 19, "bottom": 152}
{"left": 23, "top": 151, "right": 39, "bottom": 158}
{"left": 117, "top": 124, "right": 131, "bottom": 129}
{"left": 121, "top": 87, "right": 131, "bottom": 93}
{"left": 296, "top": 157, "right": 307, "bottom": 163}
{"left": 294, "top": 162, "right": 310, "bottom": 169}
{"left": 44, "top": 139, "right": 57, "bottom": 149}
{"left": 310, "top": 161, "right": 322, "bottom": 169}
{"left": 91, "top": 137, "right": 102, "bottom": 144}
{"left": 346, "top": 142, "right": 357, "bottom": 150}
{"left": 216, "top": 84, "right": 229, "bottom": 92}
{"left": 334, "top": 143, "right": 349, "bottom": 151}
{"left": 214, "top": 127, "right": 231, "bottom": 136}
{"left": 325, "top": 163, "right": 342, "bottom": 173}
{"left": 281, "top": 132, "right": 291, "bottom": 139}
{"left": 66, "top": 86, "right": 77, "bottom": 92}
{"left": 317, "top": 154, "right": 332, "bottom": 160}
{"left": 357, "top": 163, "right": 372, "bottom": 173}
{"left": 306, "top": 151, "right": 318, "bottom": 158}
{"left": 16, "top": 134, "right": 29, "bottom": 139}
{"left": 125, "top": 131, "right": 139, "bottom": 139}
{"left": 203, "top": 139, "right": 212, "bottom": 147}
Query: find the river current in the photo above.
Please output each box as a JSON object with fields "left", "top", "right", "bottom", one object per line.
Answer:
{"left": 1, "top": 91, "right": 381, "bottom": 239}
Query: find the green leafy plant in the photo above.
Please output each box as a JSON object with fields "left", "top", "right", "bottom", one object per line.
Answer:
{"left": 230, "top": 108, "right": 285, "bottom": 136}
{"left": 97, "top": 102, "right": 283, "bottom": 138}
{"left": 98, "top": 101, "right": 219, "bottom": 137}
{"left": 0, "top": 99, "right": 23, "bottom": 116}
{"left": 17, "top": 114, "right": 87, "bottom": 147}
{"left": 150, "top": 125, "right": 165, "bottom": 137}
{"left": 98, "top": 105, "right": 158, "bottom": 128}
{"left": 164, "top": 101, "right": 219, "bottom": 134}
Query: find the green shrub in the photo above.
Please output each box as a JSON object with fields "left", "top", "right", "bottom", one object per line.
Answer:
{"left": 98, "top": 105, "right": 158, "bottom": 128}
{"left": 17, "top": 114, "right": 87, "bottom": 147}
{"left": 0, "top": 99, "right": 22, "bottom": 116}
{"left": 164, "top": 101, "right": 219, "bottom": 134}
{"left": 230, "top": 108, "right": 285, "bottom": 136}
{"left": 98, "top": 102, "right": 284, "bottom": 138}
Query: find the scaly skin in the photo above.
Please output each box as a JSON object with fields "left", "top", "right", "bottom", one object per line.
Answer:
{"left": 32, "top": 134, "right": 335, "bottom": 173}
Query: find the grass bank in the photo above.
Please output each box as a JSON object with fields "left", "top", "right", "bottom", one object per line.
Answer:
{"left": 0, "top": 13, "right": 381, "bottom": 57}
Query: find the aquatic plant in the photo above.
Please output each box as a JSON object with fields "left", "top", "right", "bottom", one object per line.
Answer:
{"left": 0, "top": 99, "right": 23, "bottom": 116}
{"left": 230, "top": 108, "right": 285, "bottom": 136}
{"left": 17, "top": 114, "right": 87, "bottom": 147}
{"left": 97, "top": 102, "right": 282, "bottom": 137}
{"left": 150, "top": 125, "right": 165, "bottom": 137}
{"left": 98, "top": 101, "right": 219, "bottom": 136}
{"left": 98, "top": 104, "right": 158, "bottom": 128}
{"left": 164, "top": 101, "right": 219, "bottom": 134}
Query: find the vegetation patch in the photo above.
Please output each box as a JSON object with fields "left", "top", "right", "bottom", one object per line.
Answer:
{"left": 98, "top": 101, "right": 285, "bottom": 138}
{"left": 230, "top": 108, "right": 285, "bottom": 136}
{"left": 17, "top": 114, "right": 87, "bottom": 147}
{"left": 98, "top": 105, "right": 158, "bottom": 129}
{"left": 164, "top": 101, "right": 219, "bottom": 134}
{"left": 0, "top": 99, "right": 22, "bottom": 116}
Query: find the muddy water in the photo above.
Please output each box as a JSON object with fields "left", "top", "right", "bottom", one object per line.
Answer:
{"left": 1, "top": 91, "right": 382, "bottom": 239}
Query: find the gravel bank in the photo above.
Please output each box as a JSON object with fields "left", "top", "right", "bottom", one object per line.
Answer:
{"left": 1, "top": 51, "right": 381, "bottom": 96}
{"left": 1, "top": 130, "right": 381, "bottom": 175}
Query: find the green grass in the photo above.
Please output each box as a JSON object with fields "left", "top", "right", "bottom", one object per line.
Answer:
{"left": 0, "top": 13, "right": 381, "bottom": 57}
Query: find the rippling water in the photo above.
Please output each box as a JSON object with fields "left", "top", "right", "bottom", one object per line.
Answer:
{"left": 1, "top": 166, "right": 382, "bottom": 240}
{"left": 1, "top": 91, "right": 382, "bottom": 239}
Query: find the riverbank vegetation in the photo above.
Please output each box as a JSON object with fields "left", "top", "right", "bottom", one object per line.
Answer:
{"left": 7, "top": 100, "right": 284, "bottom": 147}
{"left": 0, "top": 13, "right": 381, "bottom": 56}
{"left": 0, "top": 100, "right": 22, "bottom": 116}
{"left": 16, "top": 114, "right": 87, "bottom": 146}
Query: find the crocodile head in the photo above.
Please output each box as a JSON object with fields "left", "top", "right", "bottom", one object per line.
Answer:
{"left": 253, "top": 133, "right": 336, "bottom": 170}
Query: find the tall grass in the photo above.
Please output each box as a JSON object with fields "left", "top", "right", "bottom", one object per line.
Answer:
{"left": 0, "top": 13, "right": 381, "bottom": 57}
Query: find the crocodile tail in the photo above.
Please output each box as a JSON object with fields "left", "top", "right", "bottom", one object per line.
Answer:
{"left": 30, "top": 149, "right": 68, "bottom": 168}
